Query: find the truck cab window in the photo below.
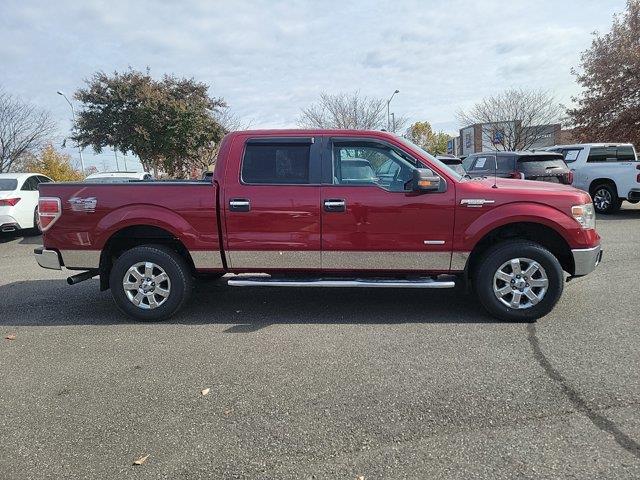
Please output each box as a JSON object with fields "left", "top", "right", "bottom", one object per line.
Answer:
{"left": 242, "top": 144, "right": 310, "bottom": 184}
{"left": 332, "top": 143, "right": 415, "bottom": 192}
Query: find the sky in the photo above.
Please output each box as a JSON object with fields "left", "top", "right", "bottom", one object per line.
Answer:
{"left": 0, "top": 0, "right": 626, "bottom": 172}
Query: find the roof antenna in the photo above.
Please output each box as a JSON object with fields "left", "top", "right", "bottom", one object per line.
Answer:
{"left": 492, "top": 155, "right": 498, "bottom": 189}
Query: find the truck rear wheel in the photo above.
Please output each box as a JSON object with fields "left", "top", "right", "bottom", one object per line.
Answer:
{"left": 592, "top": 183, "right": 621, "bottom": 214}
{"left": 473, "top": 241, "right": 564, "bottom": 322}
{"left": 109, "top": 245, "right": 193, "bottom": 321}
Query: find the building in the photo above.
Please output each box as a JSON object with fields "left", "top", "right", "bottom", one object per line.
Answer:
{"left": 448, "top": 121, "right": 569, "bottom": 156}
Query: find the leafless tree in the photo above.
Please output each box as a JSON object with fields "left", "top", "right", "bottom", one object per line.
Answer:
{"left": 0, "top": 89, "right": 56, "bottom": 172}
{"left": 298, "top": 91, "right": 407, "bottom": 133}
{"left": 457, "top": 89, "right": 563, "bottom": 151}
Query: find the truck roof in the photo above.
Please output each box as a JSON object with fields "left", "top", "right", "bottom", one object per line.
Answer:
{"left": 227, "top": 129, "right": 398, "bottom": 138}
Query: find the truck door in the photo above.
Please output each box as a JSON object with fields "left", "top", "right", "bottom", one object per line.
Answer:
{"left": 320, "top": 137, "right": 456, "bottom": 273}
{"left": 222, "top": 136, "right": 322, "bottom": 270}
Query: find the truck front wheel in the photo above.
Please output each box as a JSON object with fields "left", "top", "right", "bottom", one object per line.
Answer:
{"left": 109, "top": 245, "right": 193, "bottom": 321}
{"left": 473, "top": 241, "right": 564, "bottom": 322}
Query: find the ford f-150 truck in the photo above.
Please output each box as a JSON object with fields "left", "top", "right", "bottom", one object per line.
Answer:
{"left": 34, "top": 130, "right": 602, "bottom": 322}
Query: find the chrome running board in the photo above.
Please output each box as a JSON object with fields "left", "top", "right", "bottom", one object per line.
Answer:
{"left": 227, "top": 276, "right": 456, "bottom": 289}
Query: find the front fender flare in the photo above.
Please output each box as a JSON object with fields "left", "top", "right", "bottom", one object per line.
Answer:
{"left": 457, "top": 202, "right": 581, "bottom": 252}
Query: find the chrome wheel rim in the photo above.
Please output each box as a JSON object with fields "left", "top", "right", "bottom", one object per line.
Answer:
{"left": 123, "top": 262, "right": 171, "bottom": 310}
{"left": 593, "top": 188, "right": 612, "bottom": 211}
{"left": 493, "top": 258, "right": 548, "bottom": 310}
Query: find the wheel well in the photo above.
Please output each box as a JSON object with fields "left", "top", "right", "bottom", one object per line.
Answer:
{"left": 467, "top": 222, "right": 574, "bottom": 278}
{"left": 99, "top": 225, "right": 195, "bottom": 290}
{"left": 589, "top": 178, "right": 617, "bottom": 195}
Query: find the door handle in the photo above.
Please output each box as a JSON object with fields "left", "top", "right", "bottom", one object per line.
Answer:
{"left": 229, "top": 198, "right": 251, "bottom": 212}
{"left": 324, "top": 199, "right": 346, "bottom": 212}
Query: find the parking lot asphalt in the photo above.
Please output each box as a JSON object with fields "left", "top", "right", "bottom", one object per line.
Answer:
{"left": 1, "top": 205, "right": 639, "bottom": 480}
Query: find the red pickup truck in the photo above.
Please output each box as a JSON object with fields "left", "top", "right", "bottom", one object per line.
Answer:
{"left": 34, "top": 129, "right": 602, "bottom": 322}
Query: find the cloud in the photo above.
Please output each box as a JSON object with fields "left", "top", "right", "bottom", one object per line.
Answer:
{"left": 0, "top": 0, "right": 627, "bottom": 168}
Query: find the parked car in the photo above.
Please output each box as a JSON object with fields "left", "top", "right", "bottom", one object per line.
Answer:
{"left": 436, "top": 155, "right": 466, "bottom": 175}
{"left": 34, "top": 129, "right": 601, "bottom": 323}
{"left": 464, "top": 151, "right": 573, "bottom": 185}
{"left": 0, "top": 173, "right": 52, "bottom": 233}
{"left": 85, "top": 171, "right": 153, "bottom": 183}
{"left": 546, "top": 143, "right": 640, "bottom": 213}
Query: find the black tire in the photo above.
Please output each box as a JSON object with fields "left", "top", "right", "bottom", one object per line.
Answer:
{"left": 591, "top": 183, "right": 620, "bottom": 214}
{"left": 33, "top": 207, "right": 42, "bottom": 234}
{"left": 473, "top": 241, "right": 564, "bottom": 322}
{"left": 109, "top": 245, "right": 193, "bottom": 321}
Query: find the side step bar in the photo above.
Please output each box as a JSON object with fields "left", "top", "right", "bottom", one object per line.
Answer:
{"left": 227, "top": 276, "right": 455, "bottom": 289}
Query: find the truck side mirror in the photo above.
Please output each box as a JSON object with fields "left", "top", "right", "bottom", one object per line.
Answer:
{"left": 411, "top": 168, "right": 441, "bottom": 192}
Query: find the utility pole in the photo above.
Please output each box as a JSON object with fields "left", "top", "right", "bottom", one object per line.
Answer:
{"left": 386, "top": 89, "right": 399, "bottom": 131}
{"left": 56, "top": 91, "right": 85, "bottom": 175}
{"left": 113, "top": 148, "right": 120, "bottom": 171}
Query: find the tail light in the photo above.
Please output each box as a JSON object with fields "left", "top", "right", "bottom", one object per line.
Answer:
{"left": 0, "top": 198, "right": 21, "bottom": 206}
{"left": 509, "top": 171, "right": 525, "bottom": 179}
{"left": 38, "top": 197, "right": 62, "bottom": 232}
{"left": 563, "top": 171, "right": 574, "bottom": 185}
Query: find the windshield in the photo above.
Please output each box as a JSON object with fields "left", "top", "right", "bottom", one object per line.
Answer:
{"left": 395, "top": 136, "right": 464, "bottom": 180}
{"left": 0, "top": 179, "right": 18, "bottom": 191}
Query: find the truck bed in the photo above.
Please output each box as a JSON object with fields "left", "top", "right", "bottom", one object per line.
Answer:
{"left": 38, "top": 181, "right": 223, "bottom": 271}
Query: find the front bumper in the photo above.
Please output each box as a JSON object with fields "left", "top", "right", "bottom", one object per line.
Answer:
{"left": 571, "top": 245, "right": 602, "bottom": 276}
{"left": 34, "top": 247, "right": 62, "bottom": 270}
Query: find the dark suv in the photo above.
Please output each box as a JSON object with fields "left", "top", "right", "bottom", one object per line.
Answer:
{"left": 463, "top": 151, "right": 572, "bottom": 184}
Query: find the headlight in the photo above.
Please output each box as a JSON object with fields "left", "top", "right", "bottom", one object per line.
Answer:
{"left": 572, "top": 203, "right": 596, "bottom": 229}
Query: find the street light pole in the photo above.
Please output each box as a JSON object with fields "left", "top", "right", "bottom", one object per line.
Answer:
{"left": 57, "top": 91, "right": 85, "bottom": 175}
{"left": 386, "top": 89, "right": 399, "bottom": 131}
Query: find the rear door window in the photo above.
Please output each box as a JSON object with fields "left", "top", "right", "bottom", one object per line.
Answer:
{"left": 242, "top": 143, "right": 310, "bottom": 184}
{"left": 20, "top": 176, "right": 39, "bottom": 191}
{"left": 587, "top": 147, "right": 617, "bottom": 162}
{"left": 616, "top": 145, "right": 636, "bottom": 162}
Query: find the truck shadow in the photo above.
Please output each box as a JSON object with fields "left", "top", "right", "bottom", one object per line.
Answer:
{"left": 596, "top": 206, "right": 640, "bottom": 222}
{"left": 0, "top": 279, "right": 495, "bottom": 329}
{"left": 0, "top": 231, "right": 41, "bottom": 244}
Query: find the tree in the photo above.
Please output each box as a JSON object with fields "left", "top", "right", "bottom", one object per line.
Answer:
{"left": 406, "top": 121, "right": 451, "bottom": 155}
{"left": 457, "top": 89, "right": 563, "bottom": 151}
{"left": 72, "top": 69, "right": 227, "bottom": 177}
{"left": 0, "top": 89, "right": 56, "bottom": 173}
{"left": 298, "top": 91, "right": 407, "bottom": 133}
{"left": 567, "top": 1, "right": 640, "bottom": 146}
{"left": 24, "top": 145, "right": 83, "bottom": 181}
{"left": 195, "top": 107, "right": 251, "bottom": 172}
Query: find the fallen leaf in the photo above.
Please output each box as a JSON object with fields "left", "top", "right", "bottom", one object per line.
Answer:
{"left": 356, "top": 476, "right": 365, "bottom": 480}
{"left": 133, "top": 454, "right": 149, "bottom": 465}
{"left": 201, "top": 388, "right": 210, "bottom": 396}
{"left": 5, "top": 334, "right": 16, "bottom": 340}
{"left": 224, "top": 408, "right": 233, "bottom": 415}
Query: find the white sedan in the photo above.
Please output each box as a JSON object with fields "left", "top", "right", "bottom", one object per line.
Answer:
{"left": 0, "top": 173, "right": 53, "bottom": 233}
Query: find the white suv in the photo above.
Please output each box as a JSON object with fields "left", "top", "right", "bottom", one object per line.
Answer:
{"left": 547, "top": 143, "right": 640, "bottom": 213}
{"left": 0, "top": 173, "right": 53, "bottom": 233}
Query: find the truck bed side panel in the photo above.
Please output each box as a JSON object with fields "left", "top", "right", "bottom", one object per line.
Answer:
{"left": 39, "top": 182, "right": 223, "bottom": 271}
